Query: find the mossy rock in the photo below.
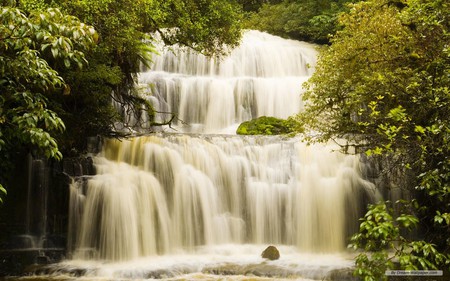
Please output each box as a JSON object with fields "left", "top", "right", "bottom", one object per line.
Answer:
{"left": 236, "top": 116, "right": 298, "bottom": 135}
{"left": 261, "top": 245, "right": 280, "bottom": 260}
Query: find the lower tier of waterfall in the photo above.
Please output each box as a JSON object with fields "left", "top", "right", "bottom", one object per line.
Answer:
{"left": 68, "top": 134, "right": 379, "bottom": 262}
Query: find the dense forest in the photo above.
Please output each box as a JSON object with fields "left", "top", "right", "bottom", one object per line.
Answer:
{"left": 1, "top": 0, "right": 449, "bottom": 280}
{"left": 242, "top": 0, "right": 355, "bottom": 44}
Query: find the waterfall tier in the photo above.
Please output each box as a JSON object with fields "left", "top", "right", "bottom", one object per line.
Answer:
{"left": 118, "top": 30, "right": 317, "bottom": 134}
{"left": 69, "top": 135, "right": 377, "bottom": 261}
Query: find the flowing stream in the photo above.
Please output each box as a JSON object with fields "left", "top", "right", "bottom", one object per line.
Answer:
{"left": 39, "top": 31, "right": 379, "bottom": 280}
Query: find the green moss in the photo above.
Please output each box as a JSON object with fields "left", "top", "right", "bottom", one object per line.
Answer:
{"left": 236, "top": 116, "right": 299, "bottom": 135}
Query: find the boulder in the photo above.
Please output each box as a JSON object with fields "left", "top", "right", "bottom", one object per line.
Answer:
{"left": 261, "top": 245, "right": 280, "bottom": 260}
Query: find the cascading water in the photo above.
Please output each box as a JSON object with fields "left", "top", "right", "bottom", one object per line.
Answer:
{"left": 116, "top": 30, "right": 317, "bottom": 134}
{"left": 62, "top": 31, "right": 379, "bottom": 280}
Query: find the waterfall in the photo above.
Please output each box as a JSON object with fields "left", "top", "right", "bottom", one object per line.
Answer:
{"left": 68, "top": 30, "right": 379, "bottom": 267}
{"left": 117, "top": 30, "right": 317, "bottom": 134}
{"left": 70, "top": 136, "right": 376, "bottom": 261}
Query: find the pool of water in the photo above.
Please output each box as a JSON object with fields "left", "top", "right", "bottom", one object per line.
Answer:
{"left": 3, "top": 245, "right": 356, "bottom": 281}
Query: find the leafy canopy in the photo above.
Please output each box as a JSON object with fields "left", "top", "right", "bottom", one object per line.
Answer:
{"left": 244, "top": 0, "right": 354, "bottom": 44}
{"left": 0, "top": 0, "right": 243, "bottom": 205}
{"left": 47, "top": 0, "right": 244, "bottom": 150}
{"left": 0, "top": 6, "right": 97, "bottom": 202}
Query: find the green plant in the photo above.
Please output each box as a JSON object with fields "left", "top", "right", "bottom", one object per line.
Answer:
{"left": 350, "top": 201, "right": 449, "bottom": 281}
{"left": 236, "top": 116, "right": 298, "bottom": 135}
{"left": 0, "top": 6, "right": 96, "bottom": 199}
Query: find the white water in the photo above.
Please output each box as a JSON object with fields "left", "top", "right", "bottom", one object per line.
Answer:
{"left": 51, "top": 245, "right": 354, "bottom": 280}
{"left": 117, "top": 30, "right": 317, "bottom": 134}
{"left": 63, "top": 31, "right": 379, "bottom": 280}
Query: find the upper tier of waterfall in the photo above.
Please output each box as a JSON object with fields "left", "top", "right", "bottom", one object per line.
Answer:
{"left": 149, "top": 30, "right": 317, "bottom": 78}
{"left": 116, "top": 30, "right": 318, "bottom": 134}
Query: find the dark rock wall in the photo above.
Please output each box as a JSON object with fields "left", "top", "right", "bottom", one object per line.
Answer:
{"left": 0, "top": 153, "right": 96, "bottom": 276}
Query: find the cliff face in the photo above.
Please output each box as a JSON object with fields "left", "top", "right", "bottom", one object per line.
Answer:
{"left": 0, "top": 152, "right": 96, "bottom": 276}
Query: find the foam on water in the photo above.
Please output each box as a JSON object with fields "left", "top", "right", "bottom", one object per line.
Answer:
{"left": 40, "top": 245, "right": 354, "bottom": 280}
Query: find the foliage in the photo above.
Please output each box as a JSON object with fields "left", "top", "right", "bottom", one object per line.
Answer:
{"left": 0, "top": 0, "right": 243, "bottom": 203}
{"left": 0, "top": 0, "right": 244, "bottom": 154}
{"left": 296, "top": 0, "right": 450, "bottom": 278}
{"left": 243, "top": 0, "right": 354, "bottom": 44}
{"left": 146, "top": 0, "right": 243, "bottom": 56}
{"left": 350, "top": 202, "right": 449, "bottom": 281}
{"left": 49, "top": 63, "right": 124, "bottom": 152}
{"left": 59, "top": 0, "right": 242, "bottom": 77}
{"left": 12, "top": 0, "right": 52, "bottom": 11}
{"left": 237, "top": 0, "right": 283, "bottom": 12}
{"left": 0, "top": 6, "right": 96, "bottom": 200}
{"left": 44, "top": 0, "right": 243, "bottom": 151}
{"left": 236, "top": 116, "right": 298, "bottom": 135}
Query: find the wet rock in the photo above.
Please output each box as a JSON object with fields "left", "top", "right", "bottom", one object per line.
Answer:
{"left": 261, "top": 245, "right": 280, "bottom": 260}
{"left": 325, "top": 268, "right": 359, "bottom": 281}
{"left": 35, "top": 255, "right": 50, "bottom": 265}
{"left": 203, "top": 263, "right": 242, "bottom": 276}
{"left": 203, "top": 262, "right": 290, "bottom": 278}
{"left": 145, "top": 269, "right": 176, "bottom": 279}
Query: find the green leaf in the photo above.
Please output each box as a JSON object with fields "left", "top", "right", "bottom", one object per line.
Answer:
{"left": 51, "top": 47, "right": 58, "bottom": 58}
{"left": 396, "top": 214, "right": 419, "bottom": 229}
{"left": 388, "top": 106, "right": 407, "bottom": 122}
{"left": 64, "top": 58, "right": 70, "bottom": 68}
{"left": 0, "top": 184, "right": 6, "bottom": 195}
{"left": 434, "top": 212, "right": 450, "bottom": 225}
{"left": 415, "top": 125, "right": 426, "bottom": 134}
